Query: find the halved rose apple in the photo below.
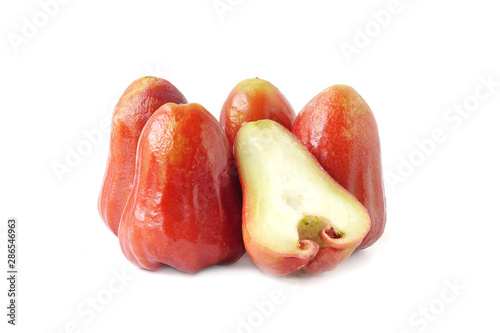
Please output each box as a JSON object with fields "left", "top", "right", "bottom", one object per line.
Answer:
{"left": 235, "top": 119, "right": 370, "bottom": 276}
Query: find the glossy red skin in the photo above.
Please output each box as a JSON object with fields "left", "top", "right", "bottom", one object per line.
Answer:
{"left": 118, "top": 103, "right": 245, "bottom": 273}
{"left": 293, "top": 85, "right": 386, "bottom": 250}
{"left": 98, "top": 77, "right": 187, "bottom": 236}
{"left": 220, "top": 78, "right": 296, "bottom": 147}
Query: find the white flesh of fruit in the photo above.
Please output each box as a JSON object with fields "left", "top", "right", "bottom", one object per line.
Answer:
{"left": 235, "top": 120, "right": 370, "bottom": 255}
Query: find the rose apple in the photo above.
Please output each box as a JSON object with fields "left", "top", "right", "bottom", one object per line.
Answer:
{"left": 98, "top": 76, "right": 187, "bottom": 236}
{"left": 118, "top": 103, "right": 245, "bottom": 273}
{"left": 293, "top": 85, "right": 386, "bottom": 250}
{"left": 235, "top": 120, "right": 370, "bottom": 276}
{"left": 220, "top": 78, "right": 295, "bottom": 147}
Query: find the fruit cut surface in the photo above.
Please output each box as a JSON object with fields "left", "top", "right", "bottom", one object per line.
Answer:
{"left": 235, "top": 120, "right": 370, "bottom": 275}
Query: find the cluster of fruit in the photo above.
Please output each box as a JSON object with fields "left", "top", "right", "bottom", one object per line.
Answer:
{"left": 98, "top": 77, "right": 386, "bottom": 276}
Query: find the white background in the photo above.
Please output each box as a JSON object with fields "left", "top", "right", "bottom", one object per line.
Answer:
{"left": 1, "top": 0, "right": 499, "bottom": 332}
